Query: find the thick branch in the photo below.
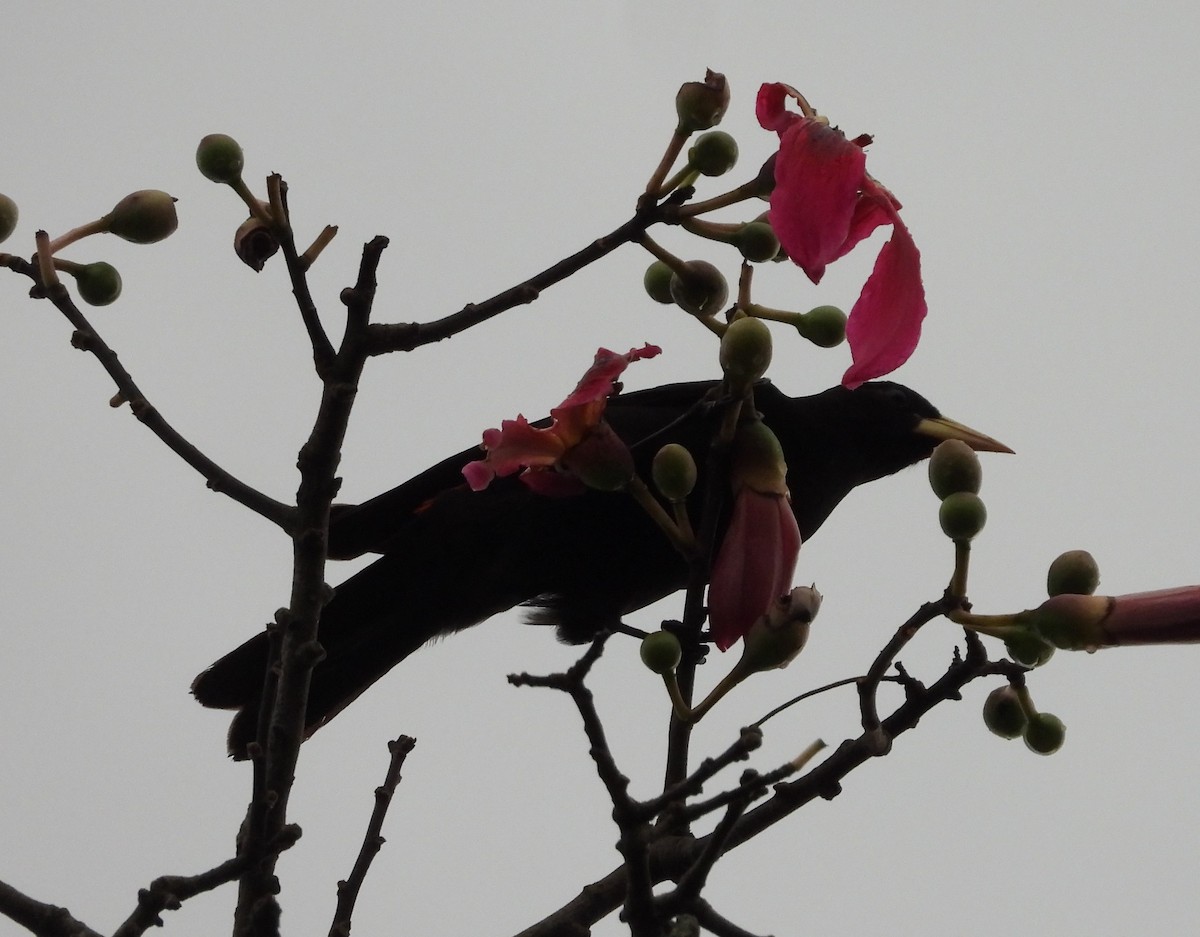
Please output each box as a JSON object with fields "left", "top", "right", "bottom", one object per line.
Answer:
{"left": 0, "top": 879, "right": 104, "bottom": 937}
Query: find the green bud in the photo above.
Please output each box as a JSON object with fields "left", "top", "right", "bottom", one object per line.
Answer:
{"left": 1046, "top": 549, "right": 1100, "bottom": 597}
{"left": 1004, "top": 630, "right": 1055, "bottom": 668}
{"left": 982, "top": 685, "right": 1028, "bottom": 739}
{"left": 794, "top": 304, "right": 847, "bottom": 348}
{"left": 938, "top": 491, "right": 987, "bottom": 541}
{"left": 104, "top": 190, "right": 178, "bottom": 244}
{"left": 675, "top": 69, "right": 729, "bottom": 134}
{"left": 732, "top": 221, "right": 780, "bottom": 263}
{"left": 0, "top": 193, "right": 18, "bottom": 243}
{"left": 669, "top": 260, "right": 728, "bottom": 318}
{"left": 652, "top": 443, "right": 697, "bottom": 502}
{"left": 640, "top": 630, "right": 682, "bottom": 675}
{"left": 1023, "top": 711, "right": 1066, "bottom": 755}
{"left": 643, "top": 260, "right": 676, "bottom": 304}
{"left": 196, "top": 133, "right": 245, "bottom": 184}
{"left": 687, "top": 130, "right": 738, "bottom": 176}
{"left": 1028, "top": 593, "right": 1110, "bottom": 650}
{"left": 736, "top": 586, "right": 821, "bottom": 674}
{"left": 71, "top": 261, "right": 122, "bottom": 306}
{"left": 928, "top": 439, "right": 983, "bottom": 499}
{"left": 719, "top": 316, "right": 772, "bottom": 392}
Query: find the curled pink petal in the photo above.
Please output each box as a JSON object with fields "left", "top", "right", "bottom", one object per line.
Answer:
{"left": 708, "top": 490, "right": 802, "bottom": 651}
{"left": 756, "top": 82, "right": 804, "bottom": 134}
{"left": 841, "top": 211, "right": 926, "bottom": 389}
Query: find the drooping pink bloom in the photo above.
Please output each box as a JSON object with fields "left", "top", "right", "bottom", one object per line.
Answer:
{"left": 708, "top": 488, "right": 802, "bottom": 651}
{"left": 756, "top": 81, "right": 926, "bottom": 389}
{"left": 1032, "top": 586, "right": 1200, "bottom": 650}
{"left": 463, "top": 344, "right": 662, "bottom": 495}
{"left": 707, "top": 420, "right": 803, "bottom": 651}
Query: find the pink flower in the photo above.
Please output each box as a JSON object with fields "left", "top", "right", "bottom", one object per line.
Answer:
{"left": 707, "top": 420, "right": 802, "bottom": 651}
{"left": 1032, "top": 586, "right": 1200, "bottom": 650}
{"left": 463, "top": 344, "right": 662, "bottom": 495}
{"left": 708, "top": 488, "right": 802, "bottom": 651}
{"left": 756, "top": 82, "right": 926, "bottom": 390}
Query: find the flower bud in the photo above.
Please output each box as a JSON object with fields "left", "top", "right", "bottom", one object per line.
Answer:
{"left": 675, "top": 69, "right": 729, "bottom": 134}
{"left": 730, "top": 419, "right": 788, "bottom": 496}
{"left": 669, "top": 260, "right": 728, "bottom": 318}
{"left": 640, "top": 630, "right": 683, "bottom": 674}
{"left": 196, "top": 133, "right": 245, "bottom": 184}
{"left": 71, "top": 261, "right": 122, "bottom": 306}
{"left": 652, "top": 443, "right": 697, "bottom": 502}
{"left": 1046, "top": 549, "right": 1100, "bottom": 597}
{"left": 938, "top": 491, "right": 987, "bottom": 541}
{"left": 928, "top": 439, "right": 982, "bottom": 499}
{"left": 719, "top": 316, "right": 772, "bottom": 393}
{"left": 732, "top": 221, "right": 780, "bottom": 263}
{"left": 982, "top": 685, "right": 1028, "bottom": 739}
{"left": 643, "top": 260, "right": 675, "bottom": 304}
{"left": 560, "top": 422, "right": 634, "bottom": 492}
{"left": 793, "top": 304, "right": 846, "bottom": 348}
{"left": 1028, "top": 592, "right": 1110, "bottom": 650}
{"left": 687, "top": 130, "right": 738, "bottom": 176}
{"left": 104, "top": 190, "right": 178, "bottom": 244}
{"left": 0, "top": 193, "right": 17, "bottom": 243}
{"left": 1004, "top": 629, "right": 1055, "bottom": 668}
{"left": 1023, "top": 712, "right": 1066, "bottom": 755}
{"left": 736, "top": 586, "right": 821, "bottom": 673}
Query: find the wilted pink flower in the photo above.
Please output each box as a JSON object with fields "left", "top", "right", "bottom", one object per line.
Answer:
{"left": 756, "top": 81, "right": 926, "bottom": 389}
{"left": 707, "top": 420, "right": 802, "bottom": 651}
{"left": 463, "top": 344, "right": 661, "bottom": 495}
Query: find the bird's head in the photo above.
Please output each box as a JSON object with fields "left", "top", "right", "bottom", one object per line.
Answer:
{"left": 762, "top": 380, "right": 1011, "bottom": 538}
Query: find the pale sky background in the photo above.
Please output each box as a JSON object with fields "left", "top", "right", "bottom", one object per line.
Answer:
{"left": 4, "top": 3, "right": 1200, "bottom": 936}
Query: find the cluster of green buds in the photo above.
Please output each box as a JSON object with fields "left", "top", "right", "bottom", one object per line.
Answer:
{"left": 982, "top": 683, "right": 1066, "bottom": 755}
{"left": 639, "top": 71, "right": 846, "bottom": 364}
{"left": 19, "top": 187, "right": 180, "bottom": 307}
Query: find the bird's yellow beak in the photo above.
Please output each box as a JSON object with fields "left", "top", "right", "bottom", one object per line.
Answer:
{"left": 916, "top": 417, "right": 1013, "bottom": 454}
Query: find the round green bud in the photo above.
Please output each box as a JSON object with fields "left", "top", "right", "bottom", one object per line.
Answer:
{"left": 1004, "top": 630, "right": 1055, "bottom": 668}
{"left": 938, "top": 491, "right": 987, "bottom": 541}
{"left": 1023, "top": 711, "right": 1066, "bottom": 755}
{"left": 652, "top": 443, "right": 697, "bottom": 502}
{"left": 719, "top": 316, "right": 773, "bottom": 390}
{"left": 643, "top": 260, "right": 676, "bottom": 304}
{"left": 640, "top": 630, "right": 683, "bottom": 675}
{"left": 71, "top": 261, "right": 122, "bottom": 306}
{"left": 104, "top": 190, "right": 178, "bottom": 244}
{"left": 687, "top": 130, "right": 738, "bottom": 176}
{"left": 928, "top": 439, "right": 983, "bottom": 499}
{"left": 794, "top": 304, "right": 847, "bottom": 348}
{"left": 196, "top": 133, "right": 245, "bottom": 184}
{"left": 732, "top": 222, "right": 780, "bottom": 263}
{"left": 982, "top": 685, "right": 1028, "bottom": 739}
{"left": 0, "top": 193, "right": 18, "bottom": 243}
{"left": 669, "top": 260, "right": 728, "bottom": 318}
{"left": 1046, "top": 549, "right": 1100, "bottom": 597}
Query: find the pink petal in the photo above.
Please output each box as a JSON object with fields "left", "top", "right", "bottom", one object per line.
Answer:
{"left": 756, "top": 82, "right": 804, "bottom": 134}
{"left": 558, "top": 344, "right": 662, "bottom": 411}
{"left": 461, "top": 415, "right": 566, "bottom": 491}
{"left": 841, "top": 208, "right": 926, "bottom": 389}
{"left": 769, "top": 119, "right": 866, "bottom": 284}
{"left": 708, "top": 490, "right": 803, "bottom": 651}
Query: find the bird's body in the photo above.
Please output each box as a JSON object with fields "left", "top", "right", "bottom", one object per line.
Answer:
{"left": 192, "top": 380, "right": 1007, "bottom": 757}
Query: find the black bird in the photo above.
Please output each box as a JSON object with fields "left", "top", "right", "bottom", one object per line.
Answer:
{"left": 192, "top": 380, "right": 1009, "bottom": 757}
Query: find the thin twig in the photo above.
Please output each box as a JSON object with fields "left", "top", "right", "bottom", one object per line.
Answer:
{"left": 0, "top": 879, "right": 105, "bottom": 937}
{"left": 330, "top": 735, "right": 417, "bottom": 937}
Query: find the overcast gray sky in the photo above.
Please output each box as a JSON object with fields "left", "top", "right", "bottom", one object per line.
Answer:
{"left": 4, "top": 3, "right": 1200, "bottom": 935}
